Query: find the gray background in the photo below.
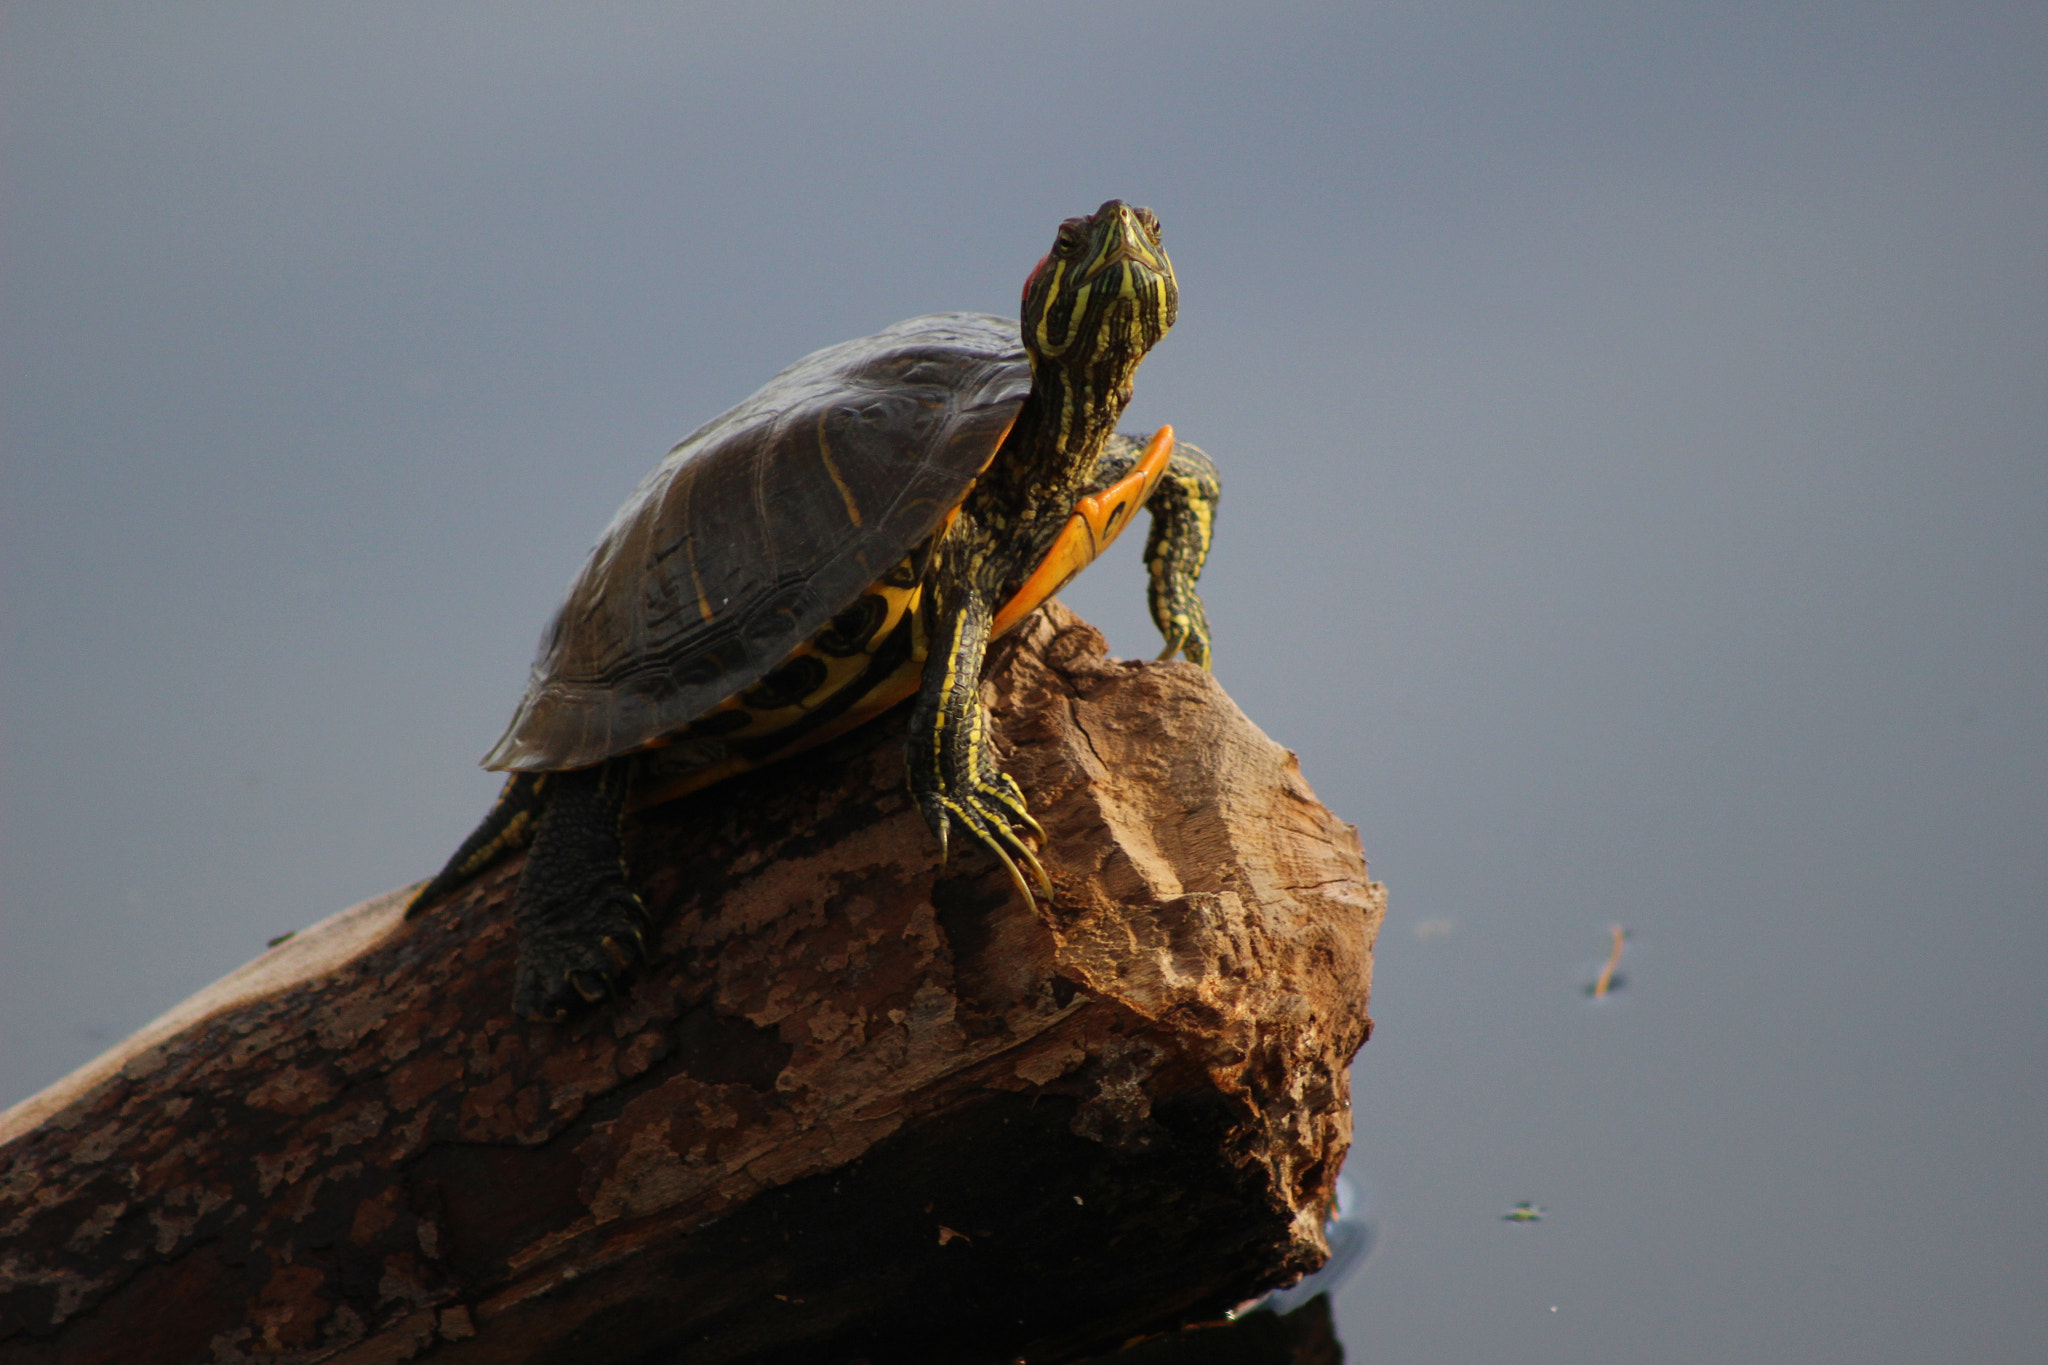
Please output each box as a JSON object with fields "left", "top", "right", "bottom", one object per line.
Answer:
{"left": 4, "top": 3, "right": 2043, "bottom": 1360}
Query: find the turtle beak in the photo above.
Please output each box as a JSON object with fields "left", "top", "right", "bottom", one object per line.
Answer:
{"left": 1022, "top": 199, "right": 1178, "bottom": 362}
{"left": 1081, "top": 201, "right": 1171, "bottom": 292}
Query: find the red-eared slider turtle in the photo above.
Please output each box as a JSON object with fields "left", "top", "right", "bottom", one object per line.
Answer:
{"left": 413, "top": 200, "right": 1220, "bottom": 1020}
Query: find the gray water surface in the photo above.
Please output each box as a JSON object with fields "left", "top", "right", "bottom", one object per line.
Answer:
{"left": 4, "top": 6, "right": 2043, "bottom": 1361}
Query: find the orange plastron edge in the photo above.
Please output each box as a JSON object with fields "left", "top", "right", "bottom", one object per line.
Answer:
{"left": 989, "top": 424, "right": 1175, "bottom": 638}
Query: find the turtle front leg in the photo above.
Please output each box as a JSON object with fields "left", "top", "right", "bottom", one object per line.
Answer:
{"left": 1096, "top": 434, "right": 1220, "bottom": 668}
{"left": 909, "top": 539, "right": 1052, "bottom": 906}
{"left": 508, "top": 758, "right": 652, "bottom": 1020}
{"left": 1141, "top": 440, "right": 1220, "bottom": 668}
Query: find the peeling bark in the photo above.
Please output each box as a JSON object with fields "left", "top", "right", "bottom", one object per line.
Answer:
{"left": 0, "top": 605, "right": 1383, "bottom": 1365}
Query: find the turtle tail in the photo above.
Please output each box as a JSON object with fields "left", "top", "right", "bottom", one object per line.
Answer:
{"left": 407, "top": 773, "right": 550, "bottom": 916}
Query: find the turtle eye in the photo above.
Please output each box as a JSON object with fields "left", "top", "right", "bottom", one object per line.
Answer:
{"left": 1053, "top": 218, "right": 1089, "bottom": 258}
{"left": 1133, "top": 206, "right": 1161, "bottom": 240}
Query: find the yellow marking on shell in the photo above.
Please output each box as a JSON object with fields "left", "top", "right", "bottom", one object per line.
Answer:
{"left": 671, "top": 472, "right": 718, "bottom": 624}
{"left": 814, "top": 414, "right": 863, "bottom": 528}
{"left": 683, "top": 536, "right": 716, "bottom": 624}
{"left": 626, "top": 568, "right": 931, "bottom": 811}
{"left": 706, "top": 581, "right": 917, "bottom": 728}
{"left": 990, "top": 424, "right": 1176, "bottom": 638}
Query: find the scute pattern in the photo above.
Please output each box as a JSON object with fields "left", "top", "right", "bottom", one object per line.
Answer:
{"left": 484, "top": 313, "right": 1033, "bottom": 771}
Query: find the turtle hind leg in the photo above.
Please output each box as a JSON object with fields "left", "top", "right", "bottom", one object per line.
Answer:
{"left": 508, "top": 758, "right": 652, "bottom": 1021}
{"left": 408, "top": 772, "right": 551, "bottom": 916}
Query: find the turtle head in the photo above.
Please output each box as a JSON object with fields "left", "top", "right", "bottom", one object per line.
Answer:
{"left": 1020, "top": 201, "right": 1178, "bottom": 393}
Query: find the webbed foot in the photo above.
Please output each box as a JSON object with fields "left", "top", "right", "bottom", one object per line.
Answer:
{"left": 513, "top": 881, "right": 651, "bottom": 1021}
{"left": 508, "top": 759, "right": 652, "bottom": 1020}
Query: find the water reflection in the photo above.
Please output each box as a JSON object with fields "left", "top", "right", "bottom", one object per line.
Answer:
{"left": 1083, "top": 1177, "right": 1373, "bottom": 1360}
{"left": 1084, "top": 1295, "right": 1344, "bottom": 1363}
{"left": 1260, "top": 1178, "right": 1375, "bottom": 1315}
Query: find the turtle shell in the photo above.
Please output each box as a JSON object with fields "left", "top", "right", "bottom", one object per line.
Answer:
{"left": 482, "top": 312, "right": 1033, "bottom": 772}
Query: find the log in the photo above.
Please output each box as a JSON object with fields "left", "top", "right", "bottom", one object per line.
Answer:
{"left": 1081, "top": 1295, "right": 1342, "bottom": 1365}
{"left": 0, "top": 604, "right": 1384, "bottom": 1365}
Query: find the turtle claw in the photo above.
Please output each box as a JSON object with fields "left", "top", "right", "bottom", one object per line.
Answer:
{"left": 979, "top": 768, "right": 1048, "bottom": 855}
{"left": 982, "top": 811, "right": 1053, "bottom": 904}
{"left": 1016, "top": 844, "right": 1054, "bottom": 903}
{"left": 505, "top": 759, "right": 657, "bottom": 1021}
{"left": 910, "top": 578, "right": 1056, "bottom": 907}
{"left": 512, "top": 885, "right": 652, "bottom": 1021}
{"left": 992, "top": 773, "right": 1047, "bottom": 846}
{"left": 989, "top": 806, "right": 1054, "bottom": 900}
{"left": 914, "top": 756, "right": 1053, "bottom": 905}
{"left": 926, "top": 784, "right": 1053, "bottom": 906}
{"left": 991, "top": 843, "right": 1043, "bottom": 910}
{"left": 977, "top": 817, "right": 1050, "bottom": 907}
{"left": 1154, "top": 625, "right": 1211, "bottom": 669}
{"left": 601, "top": 932, "right": 643, "bottom": 970}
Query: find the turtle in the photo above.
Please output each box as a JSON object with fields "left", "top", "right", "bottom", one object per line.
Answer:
{"left": 411, "top": 199, "right": 1221, "bottom": 1021}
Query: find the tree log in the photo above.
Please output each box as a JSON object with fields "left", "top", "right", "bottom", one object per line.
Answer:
{"left": 0, "top": 604, "right": 1384, "bottom": 1365}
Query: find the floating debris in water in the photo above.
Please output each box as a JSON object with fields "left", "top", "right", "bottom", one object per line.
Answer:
{"left": 1586, "top": 925, "right": 1628, "bottom": 998}
{"left": 1503, "top": 1201, "right": 1545, "bottom": 1223}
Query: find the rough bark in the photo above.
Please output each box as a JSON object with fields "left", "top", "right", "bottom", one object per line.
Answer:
{"left": 0, "top": 604, "right": 1384, "bottom": 1365}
